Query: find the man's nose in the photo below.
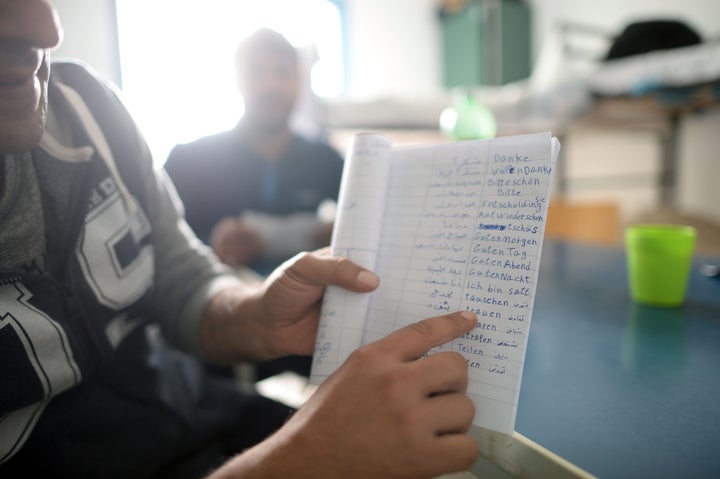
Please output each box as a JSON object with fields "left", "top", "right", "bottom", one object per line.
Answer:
{"left": 0, "top": 0, "right": 63, "bottom": 49}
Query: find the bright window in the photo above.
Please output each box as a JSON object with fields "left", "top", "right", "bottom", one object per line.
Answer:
{"left": 115, "top": 0, "right": 345, "bottom": 166}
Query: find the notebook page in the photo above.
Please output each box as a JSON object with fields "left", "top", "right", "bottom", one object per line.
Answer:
{"left": 309, "top": 133, "right": 393, "bottom": 383}
{"left": 364, "top": 132, "right": 558, "bottom": 433}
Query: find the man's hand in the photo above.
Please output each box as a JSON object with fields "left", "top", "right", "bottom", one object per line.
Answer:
{"left": 200, "top": 250, "right": 379, "bottom": 363}
{"left": 210, "top": 217, "right": 264, "bottom": 267}
{"left": 311, "top": 221, "right": 334, "bottom": 248}
{"left": 208, "top": 311, "right": 479, "bottom": 479}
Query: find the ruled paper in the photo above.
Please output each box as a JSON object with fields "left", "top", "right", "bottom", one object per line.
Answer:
{"left": 310, "top": 132, "right": 559, "bottom": 434}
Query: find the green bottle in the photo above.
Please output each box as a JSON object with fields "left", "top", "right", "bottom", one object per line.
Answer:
{"left": 440, "top": 92, "right": 496, "bottom": 140}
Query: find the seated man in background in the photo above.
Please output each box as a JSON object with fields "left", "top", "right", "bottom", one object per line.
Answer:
{"left": 165, "top": 27, "right": 344, "bottom": 275}
{"left": 0, "top": 2, "right": 479, "bottom": 478}
{"left": 166, "top": 28, "right": 344, "bottom": 379}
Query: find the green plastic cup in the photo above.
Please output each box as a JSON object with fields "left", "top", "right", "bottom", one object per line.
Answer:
{"left": 625, "top": 224, "right": 696, "bottom": 307}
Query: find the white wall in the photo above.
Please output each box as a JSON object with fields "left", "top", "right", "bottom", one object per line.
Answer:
{"left": 50, "top": 0, "right": 443, "bottom": 99}
{"left": 342, "top": 0, "right": 442, "bottom": 99}
{"left": 51, "top": 0, "right": 121, "bottom": 86}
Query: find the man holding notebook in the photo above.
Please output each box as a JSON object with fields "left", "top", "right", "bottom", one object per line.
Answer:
{"left": 0, "top": 1, "right": 479, "bottom": 477}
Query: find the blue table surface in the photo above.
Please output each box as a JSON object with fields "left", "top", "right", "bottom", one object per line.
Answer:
{"left": 516, "top": 241, "right": 720, "bottom": 479}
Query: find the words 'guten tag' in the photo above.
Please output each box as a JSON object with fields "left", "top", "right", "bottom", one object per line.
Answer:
{"left": 310, "top": 131, "right": 560, "bottom": 433}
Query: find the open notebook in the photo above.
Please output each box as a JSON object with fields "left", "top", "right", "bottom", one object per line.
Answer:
{"left": 309, "top": 131, "right": 560, "bottom": 433}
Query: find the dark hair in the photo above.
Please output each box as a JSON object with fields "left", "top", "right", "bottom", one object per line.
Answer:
{"left": 234, "top": 28, "right": 298, "bottom": 70}
{"left": 604, "top": 20, "right": 702, "bottom": 61}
